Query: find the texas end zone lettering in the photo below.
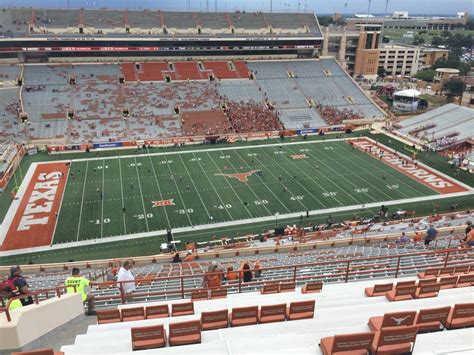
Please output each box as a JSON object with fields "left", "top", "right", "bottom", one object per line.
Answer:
{"left": 352, "top": 139, "right": 468, "bottom": 194}
{"left": 18, "top": 172, "right": 61, "bottom": 231}
{"left": 1, "top": 163, "right": 69, "bottom": 251}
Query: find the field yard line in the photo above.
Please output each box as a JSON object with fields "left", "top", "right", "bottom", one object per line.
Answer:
{"left": 145, "top": 151, "right": 172, "bottom": 228}
{"left": 133, "top": 157, "right": 150, "bottom": 232}
{"left": 261, "top": 147, "right": 338, "bottom": 207}
{"left": 163, "top": 154, "right": 193, "bottom": 226}
{"left": 191, "top": 152, "right": 234, "bottom": 221}
{"left": 118, "top": 159, "right": 127, "bottom": 235}
{"left": 337, "top": 147, "right": 415, "bottom": 199}
{"left": 75, "top": 161, "right": 89, "bottom": 242}
{"left": 286, "top": 145, "right": 362, "bottom": 206}
{"left": 100, "top": 159, "right": 105, "bottom": 239}
{"left": 235, "top": 149, "right": 296, "bottom": 213}
{"left": 205, "top": 151, "right": 253, "bottom": 218}
{"left": 51, "top": 163, "right": 70, "bottom": 246}
{"left": 218, "top": 149, "right": 273, "bottom": 216}
{"left": 177, "top": 154, "right": 211, "bottom": 219}
{"left": 3, "top": 190, "right": 471, "bottom": 257}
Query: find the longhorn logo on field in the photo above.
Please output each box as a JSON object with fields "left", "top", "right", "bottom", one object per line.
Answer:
{"left": 152, "top": 199, "right": 175, "bottom": 207}
{"left": 290, "top": 154, "right": 307, "bottom": 159}
{"left": 214, "top": 170, "right": 258, "bottom": 182}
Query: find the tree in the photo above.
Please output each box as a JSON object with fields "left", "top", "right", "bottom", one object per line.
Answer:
{"left": 431, "top": 54, "right": 461, "bottom": 70}
{"left": 431, "top": 36, "right": 443, "bottom": 47}
{"left": 382, "top": 36, "right": 390, "bottom": 43}
{"left": 377, "top": 67, "right": 387, "bottom": 76}
{"left": 414, "top": 69, "right": 436, "bottom": 82}
{"left": 442, "top": 79, "right": 464, "bottom": 96}
{"left": 412, "top": 36, "right": 425, "bottom": 45}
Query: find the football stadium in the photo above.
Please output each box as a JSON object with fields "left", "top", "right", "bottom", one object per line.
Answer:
{"left": 0, "top": 3, "right": 473, "bottom": 355}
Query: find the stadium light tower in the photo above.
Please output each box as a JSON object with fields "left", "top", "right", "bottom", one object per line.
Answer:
{"left": 366, "top": 0, "right": 372, "bottom": 25}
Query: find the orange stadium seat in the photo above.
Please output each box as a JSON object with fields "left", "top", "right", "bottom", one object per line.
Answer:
{"left": 260, "top": 283, "right": 279, "bottom": 294}
{"left": 319, "top": 332, "right": 375, "bottom": 355}
{"left": 446, "top": 303, "right": 474, "bottom": 329}
{"left": 201, "top": 309, "right": 229, "bottom": 331}
{"left": 131, "top": 324, "right": 166, "bottom": 350}
{"left": 258, "top": 303, "right": 287, "bottom": 324}
{"left": 191, "top": 290, "right": 208, "bottom": 301}
{"left": 415, "top": 284, "right": 440, "bottom": 299}
{"left": 364, "top": 283, "right": 393, "bottom": 297}
{"left": 417, "top": 278, "right": 438, "bottom": 286}
{"left": 396, "top": 280, "right": 417, "bottom": 287}
{"left": 414, "top": 306, "right": 451, "bottom": 333}
{"left": 286, "top": 300, "right": 315, "bottom": 321}
{"left": 171, "top": 302, "right": 194, "bottom": 317}
{"left": 301, "top": 281, "right": 323, "bottom": 293}
{"left": 96, "top": 309, "right": 121, "bottom": 324}
{"left": 371, "top": 325, "right": 418, "bottom": 355}
{"left": 230, "top": 306, "right": 258, "bottom": 327}
{"left": 279, "top": 282, "right": 296, "bottom": 293}
{"left": 145, "top": 304, "right": 169, "bottom": 319}
{"left": 438, "top": 275, "right": 458, "bottom": 289}
{"left": 120, "top": 306, "right": 145, "bottom": 322}
{"left": 456, "top": 274, "right": 474, "bottom": 288}
{"left": 438, "top": 266, "right": 455, "bottom": 276}
{"left": 417, "top": 268, "right": 440, "bottom": 279}
{"left": 453, "top": 265, "right": 470, "bottom": 275}
{"left": 12, "top": 350, "right": 63, "bottom": 355}
{"left": 168, "top": 320, "right": 202, "bottom": 347}
{"left": 210, "top": 288, "right": 227, "bottom": 299}
{"left": 385, "top": 285, "right": 417, "bottom": 302}
{"left": 368, "top": 310, "right": 417, "bottom": 331}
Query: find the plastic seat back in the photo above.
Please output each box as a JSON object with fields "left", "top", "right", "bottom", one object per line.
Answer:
{"left": 131, "top": 324, "right": 166, "bottom": 350}
{"left": 121, "top": 306, "right": 145, "bottom": 322}
{"left": 172, "top": 302, "right": 194, "bottom": 317}
{"left": 97, "top": 309, "right": 121, "bottom": 324}
{"left": 145, "top": 304, "right": 169, "bottom": 319}
{"left": 168, "top": 320, "right": 201, "bottom": 346}
{"left": 259, "top": 303, "right": 287, "bottom": 323}
{"left": 210, "top": 288, "right": 227, "bottom": 299}
{"left": 261, "top": 284, "right": 279, "bottom": 294}
{"left": 287, "top": 300, "right": 315, "bottom": 320}
{"left": 201, "top": 309, "right": 229, "bottom": 330}
{"left": 191, "top": 290, "right": 208, "bottom": 301}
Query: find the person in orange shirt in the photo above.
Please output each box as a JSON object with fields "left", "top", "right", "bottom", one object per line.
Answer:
{"left": 226, "top": 266, "right": 239, "bottom": 281}
{"left": 202, "top": 265, "right": 221, "bottom": 289}
{"left": 183, "top": 252, "right": 195, "bottom": 262}
{"left": 464, "top": 229, "right": 474, "bottom": 247}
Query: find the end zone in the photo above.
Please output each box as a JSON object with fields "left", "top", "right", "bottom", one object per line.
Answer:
{"left": 0, "top": 162, "right": 69, "bottom": 251}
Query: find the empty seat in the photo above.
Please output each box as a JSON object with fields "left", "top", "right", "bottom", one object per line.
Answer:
{"left": 439, "top": 267, "right": 455, "bottom": 276}
{"left": 417, "top": 278, "right": 438, "bottom": 286}
{"left": 279, "top": 282, "right": 295, "bottom": 293}
{"left": 210, "top": 288, "right": 227, "bottom": 299}
{"left": 415, "top": 284, "right": 440, "bottom": 299}
{"left": 301, "top": 281, "right": 323, "bottom": 293}
{"left": 385, "top": 285, "right": 417, "bottom": 302}
{"left": 417, "top": 268, "right": 440, "bottom": 279}
{"left": 368, "top": 311, "right": 417, "bottom": 331}
{"left": 230, "top": 306, "right": 258, "bottom": 327}
{"left": 456, "top": 274, "right": 474, "bottom": 288}
{"left": 97, "top": 309, "right": 121, "bottom": 324}
{"left": 12, "top": 350, "right": 63, "bottom": 355}
{"left": 259, "top": 303, "right": 287, "bottom": 324}
{"left": 415, "top": 306, "right": 451, "bottom": 333}
{"left": 438, "top": 276, "right": 458, "bottom": 289}
{"left": 365, "top": 283, "right": 393, "bottom": 297}
{"left": 171, "top": 302, "right": 194, "bottom": 317}
{"left": 396, "top": 280, "right": 417, "bottom": 287}
{"left": 201, "top": 309, "right": 229, "bottom": 330}
{"left": 371, "top": 325, "right": 418, "bottom": 354}
{"left": 145, "top": 304, "right": 169, "bottom": 319}
{"left": 121, "top": 306, "right": 145, "bottom": 322}
{"left": 131, "top": 324, "right": 166, "bottom": 350}
{"left": 319, "top": 332, "right": 375, "bottom": 355}
{"left": 446, "top": 303, "right": 474, "bottom": 329}
{"left": 191, "top": 290, "right": 208, "bottom": 301}
{"left": 453, "top": 265, "right": 470, "bottom": 275}
{"left": 168, "top": 320, "right": 202, "bottom": 347}
{"left": 286, "top": 300, "right": 315, "bottom": 321}
{"left": 261, "top": 284, "right": 279, "bottom": 294}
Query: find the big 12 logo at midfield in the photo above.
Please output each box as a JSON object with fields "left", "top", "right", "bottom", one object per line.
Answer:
{"left": 152, "top": 199, "right": 175, "bottom": 207}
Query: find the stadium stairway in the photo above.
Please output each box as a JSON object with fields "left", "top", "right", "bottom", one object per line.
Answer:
{"left": 60, "top": 276, "right": 473, "bottom": 354}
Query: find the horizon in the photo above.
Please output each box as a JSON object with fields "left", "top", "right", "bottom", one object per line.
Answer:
{"left": 0, "top": 0, "right": 472, "bottom": 15}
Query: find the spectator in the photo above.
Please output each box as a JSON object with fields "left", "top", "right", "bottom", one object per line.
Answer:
{"left": 65, "top": 268, "right": 96, "bottom": 316}
{"left": 8, "top": 265, "right": 33, "bottom": 306}
{"left": 202, "top": 264, "right": 221, "bottom": 289}
{"left": 254, "top": 261, "right": 262, "bottom": 278}
{"left": 241, "top": 263, "right": 253, "bottom": 283}
{"left": 465, "top": 229, "right": 474, "bottom": 247}
{"left": 172, "top": 252, "right": 181, "bottom": 263}
{"left": 226, "top": 266, "right": 238, "bottom": 282}
{"left": 0, "top": 285, "right": 22, "bottom": 310}
{"left": 398, "top": 232, "right": 411, "bottom": 244}
{"left": 425, "top": 224, "right": 438, "bottom": 245}
{"left": 465, "top": 221, "right": 472, "bottom": 240}
{"left": 117, "top": 260, "right": 136, "bottom": 302}
{"left": 413, "top": 230, "right": 423, "bottom": 244}
{"left": 183, "top": 252, "right": 195, "bottom": 262}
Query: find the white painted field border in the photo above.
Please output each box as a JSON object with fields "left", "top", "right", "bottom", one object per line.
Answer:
{"left": 1, "top": 189, "right": 472, "bottom": 257}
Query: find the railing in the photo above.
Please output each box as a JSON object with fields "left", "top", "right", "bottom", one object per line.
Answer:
{"left": 83, "top": 247, "right": 472, "bottom": 306}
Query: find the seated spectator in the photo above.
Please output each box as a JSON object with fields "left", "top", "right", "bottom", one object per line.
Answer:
{"left": 463, "top": 228, "right": 474, "bottom": 247}
{"left": 398, "top": 232, "right": 411, "bottom": 244}
{"left": 226, "top": 266, "right": 239, "bottom": 282}
{"left": 117, "top": 260, "right": 135, "bottom": 302}
{"left": 254, "top": 261, "right": 262, "bottom": 278}
{"left": 0, "top": 285, "right": 22, "bottom": 310}
{"left": 241, "top": 263, "right": 253, "bottom": 283}
{"left": 172, "top": 252, "right": 181, "bottom": 263}
{"left": 65, "top": 268, "right": 96, "bottom": 316}
{"left": 8, "top": 265, "right": 33, "bottom": 306}
{"left": 413, "top": 230, "right": 423, "bottom": 244}
{"left": 183, "top": 252, "right": 195, "bottom": 262}
{"left": 202, "top": 264, "right": 221, "bottom": 289}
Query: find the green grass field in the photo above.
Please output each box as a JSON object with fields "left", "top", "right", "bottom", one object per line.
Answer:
{"left": 53, "top": 139, "right": 437, "bottom": 244}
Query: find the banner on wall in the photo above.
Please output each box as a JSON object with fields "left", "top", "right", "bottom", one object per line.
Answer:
{"left": 92, "top": 142, "right": 123, "bottom": 149}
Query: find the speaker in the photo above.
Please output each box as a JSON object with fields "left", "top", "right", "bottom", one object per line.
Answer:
{"left": 166, "top": 229, "right": 173, "bottom": 243}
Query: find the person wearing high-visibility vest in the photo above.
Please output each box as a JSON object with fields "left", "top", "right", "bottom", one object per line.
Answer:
{"left": 0, "top": 286, "right": 23, "bottom": 311}
{"left": 64, "top": 268, "right": 96, "bottom": 316}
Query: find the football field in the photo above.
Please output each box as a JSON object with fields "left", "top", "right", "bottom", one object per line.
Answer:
{"left": 51, "top": 138, "right": 441, "bottom": 244}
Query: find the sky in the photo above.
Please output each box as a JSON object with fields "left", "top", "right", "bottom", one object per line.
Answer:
{"left": 0, "top": 0, "right": 472, "bottom": 15}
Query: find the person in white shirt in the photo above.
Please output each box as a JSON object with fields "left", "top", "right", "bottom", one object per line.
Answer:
{"left": 117, "top": 260, "right": 135, "bottom": 302}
